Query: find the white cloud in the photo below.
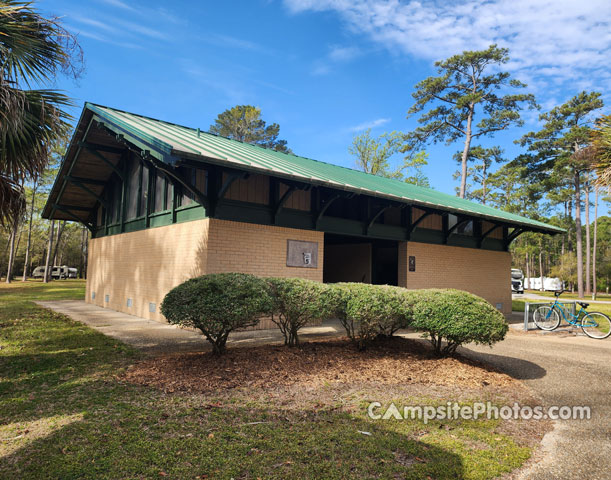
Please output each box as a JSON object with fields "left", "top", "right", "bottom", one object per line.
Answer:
{"left": 200, "top": 33, "right": 273, "bottom": 54}
{"left": 312, "top": 44, "right": 362, "bottom": 75}
{"left": 98, "top": 0, "right": 135, "bottom": 11}
{"left": 285, "top": 0, "right": 611, "bottom": 92}
{"left": 347, "top": 117, "right": 391, "bottom": 131}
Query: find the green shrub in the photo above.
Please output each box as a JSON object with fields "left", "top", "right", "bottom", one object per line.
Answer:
{"left": 411, "top": 289, "right": 508, "bottom": 356}
{"left": 266, "top": 277, "right": 328, "bottom": 346}
{"left": 324, "top": 283, "right": 414, "bottom": 349}
{"left": 160, "top": 273, "right": 272, "bottom": 355}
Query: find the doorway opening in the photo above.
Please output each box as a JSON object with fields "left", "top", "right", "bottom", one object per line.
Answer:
{"left": 323, "top": 233, "right": 398, "bottom": 286}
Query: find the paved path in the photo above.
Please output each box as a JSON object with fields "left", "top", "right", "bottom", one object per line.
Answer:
{"left": 39, "top": 300, "right": 610, "bottom": 479}
{"left": 460, "top": 332, "right": 611, "bottom": 480}
{"left": 35, "top": 300, "right": 344, "bottom": 354}
{"left": 516, "top": 292, "right": 611, "bottom": 305}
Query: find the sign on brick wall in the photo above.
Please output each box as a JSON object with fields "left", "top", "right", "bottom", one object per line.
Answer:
{"left": 286, "top": 240, "right": 318, "bottom": 268}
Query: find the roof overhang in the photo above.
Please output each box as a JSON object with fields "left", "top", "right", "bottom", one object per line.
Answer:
{"left": 43, "top": 103, "right": 565, "bottom": 237}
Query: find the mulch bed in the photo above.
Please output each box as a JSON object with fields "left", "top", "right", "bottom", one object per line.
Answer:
{"left": 122, "top": 337, "right": 522, "bottom": 394}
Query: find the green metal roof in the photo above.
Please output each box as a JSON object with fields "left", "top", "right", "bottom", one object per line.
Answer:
{"left": 85, "top": 102, "right": 563, "bottom": 234}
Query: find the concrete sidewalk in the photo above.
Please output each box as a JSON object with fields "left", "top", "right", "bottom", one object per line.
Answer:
{"left": 35, "top": 300, "right": 344, "bottom": 354}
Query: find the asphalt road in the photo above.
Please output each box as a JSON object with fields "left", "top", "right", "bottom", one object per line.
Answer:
{"left": 461, "top": 331, "right": 611, "bottom": 480}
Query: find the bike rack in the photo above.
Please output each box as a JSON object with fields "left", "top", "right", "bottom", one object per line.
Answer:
{"left": 523, "top": 301, "right": 577, "bottom": 331}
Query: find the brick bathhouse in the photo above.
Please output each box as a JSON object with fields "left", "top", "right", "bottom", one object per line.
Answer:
{"left": 43, "top": 103, "right": 561, "bottom": 323}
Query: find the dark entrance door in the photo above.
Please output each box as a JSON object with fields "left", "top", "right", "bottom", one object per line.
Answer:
{"left": 323, "top": 234, "right": 398, "bottom": 286}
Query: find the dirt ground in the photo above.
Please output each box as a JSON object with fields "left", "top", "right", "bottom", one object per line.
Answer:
{"left": 122, "top": 336, "right": 527, "bottom": 396}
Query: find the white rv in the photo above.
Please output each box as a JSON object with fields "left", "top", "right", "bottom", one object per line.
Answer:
{"left": 511, "top": 268, "right": 524, "bottom": 294}
{"left": 30, "top": 266, "right": 71, "bottom": 279}
{"left": 523, "top": 276, "right": 564, "bottom": 291}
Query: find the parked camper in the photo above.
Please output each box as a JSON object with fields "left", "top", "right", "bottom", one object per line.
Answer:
{"left": 68, "top": 268, "right": 78, "bottom": 278}
{"left": 31, "top": 266, "right": 71, "bottom": 279}
{"left": 523, "top": 277, "right": 564, "bottom": 292}
{"left": 51, "top": 266, "right": 70, "bottom": 279}
{"left": 543, "top": 277, "right": 563, "bottom": 291}
{"left": 31, "top": 266, "right": 46, "bottom": 278}
{"left": 511, "top": 268, "right": 524, "bottom": 294}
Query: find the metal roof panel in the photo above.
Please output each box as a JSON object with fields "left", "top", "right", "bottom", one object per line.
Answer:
{"left": 83, "top": 103, "right": 564, "bottom": 234}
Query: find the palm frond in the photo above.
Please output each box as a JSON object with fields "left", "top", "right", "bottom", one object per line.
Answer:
{"left": 0, "top": 171, "right": 24, "bottom": 224}
{"left": 0, "top": 1, "right": 81, "bottom": 224}
{"left": 0, "top": 1, "right": 83, "bottom": 87}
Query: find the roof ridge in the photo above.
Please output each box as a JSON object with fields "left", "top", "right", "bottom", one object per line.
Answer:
{"left": 83, "top": 102, "right": 563, "bottom": 233}
{"left": 85, "top": 103, "right": 476, "bottom": 200}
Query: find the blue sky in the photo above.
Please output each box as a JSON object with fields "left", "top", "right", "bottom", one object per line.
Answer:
{"left": 42, "top": 0, "right": 611, "bottom": 215}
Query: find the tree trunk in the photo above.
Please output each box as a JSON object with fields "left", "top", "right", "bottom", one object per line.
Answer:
{"left": 5, "top": 219, "right": 18, "bottom": 284}
{"left": 525, "top": 251, "right": 530, "bottom": 290}
{"left": 482, "top": 160, "right": 487, "bottom": 204}
{"left": 592, "top": 187, "right": 598, "bottom": 300}
{"left": 574, "top": 170, "right": 584, "bottom": 298}
{"left": 83, "top": 229, "right": 88, "bottom": 279}
{"left": 539, "top": 238, "right": 544, "bottom": 291}
{"left": 568, "top": 200, "right": 573, "bottom": 252}
{"left": 22, "top": 182, "right": 37, "bottom": 281}
{"left": 458, "top": 107, "right": 474, "bottom": 199}
{"left": 585, "top": 180, "right": 591, "bottom": 295}
{"left": 43, "top": 221, "right": 55, "bottom": 283}
{"left": 52, "top": 220, "right": 65, "bottom": 267}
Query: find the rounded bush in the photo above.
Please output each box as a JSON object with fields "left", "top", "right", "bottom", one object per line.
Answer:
{"left": 411, "top": 289, "right": 508, "bottom": 356}
{"left": 324, "top": 283, "right": 415, "bottom": 348}
{"left": 160, "top": 273, "right": 272, "bottom": 355}
{"left": 266, "top": 277, "right": 328, "bottom": 346}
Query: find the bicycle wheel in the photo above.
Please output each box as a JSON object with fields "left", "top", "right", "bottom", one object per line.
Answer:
{"left": 581, "top": 312, "right": 611, "bottom": 339}
{"left": 533, "top": 306, "right": 560, "bottom": 331}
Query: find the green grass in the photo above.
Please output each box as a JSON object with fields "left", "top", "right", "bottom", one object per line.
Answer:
{"left": 513, "top": 296, "right": 611, "bottom": 318}
{"left": 512, "top": 300, "right": 526, "bottom": 312}
{"left": 0, "top": 281, "right": 532, "bottom": 479}
{"left": 524, "top": 290, "right": 611, "bottom": 301}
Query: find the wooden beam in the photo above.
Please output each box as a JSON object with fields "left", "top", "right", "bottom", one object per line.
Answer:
{"left": 364, "top": 203, "right": 397, "bottom": 235}
{"left": 444, "top": 217, "right": 471, "bottom": 244}
{"left": 273, "top": 184, "right": 296, "bottom": 224}
{"left": 53, "top": 204, "right": 93, "bottom": 212}
{"left": 218, "top": 170, "right": 249, "bottom": 200}
{"left": 77, "top": 141, "right": 125, "bottom": 154}
{"left": 80, "top": 143, "right": 124, "bottom": 179}
{"left": 402, "top": 205, "right": 413, "bottom": 240}
{"left": 407, "top": 209, "right": 434, "bottom": 236}
{"left": 441, "top": 213, "right": 449, "bottom": 243}
{"left": 65, "top": 175, "right": 107, "bottom": 186}
{"left": 52, "top": 204, "right": 94, "bottom": 231}
{"left": 504, "top": 227, "right": 525, "bottom": 250}
{"left": 67, "top": 178, "right": 109, "bottom": 209}
{"left": 477, "top": 222, "right": 501, "bottom": 247}
{"left": 144, "top": 154, "right": 209, "bottom": 211}
{"left": 314, "top": 192, "right": 341, "bottom": 229}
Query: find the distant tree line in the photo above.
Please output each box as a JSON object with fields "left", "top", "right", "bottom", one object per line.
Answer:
{"left": 348, "top": 45, "right": 610, "bottom": 299}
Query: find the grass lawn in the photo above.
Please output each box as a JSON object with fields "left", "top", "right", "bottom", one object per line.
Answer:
{"left": 513, "top": 298, "right": 611, "bottom": 317}
{"left": 0, "top": 281, "right": 537, "bottom": 479}
{"left": 524, "top": 290, "right": 611, "bottom": 301}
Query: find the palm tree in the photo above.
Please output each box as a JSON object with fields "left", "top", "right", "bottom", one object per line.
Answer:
{"left": 0, "top": 1, "right": 82, "bottom": 225}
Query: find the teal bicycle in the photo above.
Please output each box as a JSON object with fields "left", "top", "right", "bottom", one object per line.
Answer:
{"left": 533, "top": 290, "right": 611, "bottom": 339}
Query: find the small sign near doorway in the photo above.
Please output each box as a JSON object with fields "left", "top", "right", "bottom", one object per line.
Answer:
{"left": 408, "top": 256, "right": 416, "bottom": 272}
{"left": 287, "top": 240, "right": 318, "bottom": 268}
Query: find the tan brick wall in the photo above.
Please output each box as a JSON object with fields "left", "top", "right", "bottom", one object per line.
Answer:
{"left": 398, "top": 241, "right": 512, "bottom": 314}
{"left": 206, "top": 219, "right": 323, "bottom": 281}
{"left": 87, "top": 219, "right": 212, "bottom": 322}
{"left": 86, "top": 218, "right": 324, "bottom": 324}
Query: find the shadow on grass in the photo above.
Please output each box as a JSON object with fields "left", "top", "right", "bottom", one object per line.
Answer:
{"left": 1, "top": 399, "right": 466, "bottom": 480}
